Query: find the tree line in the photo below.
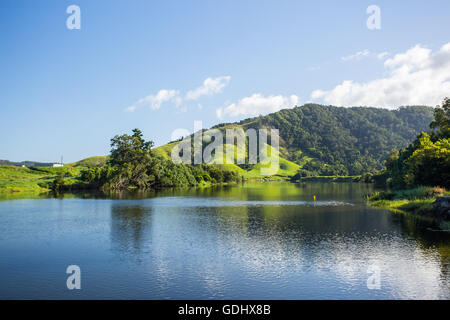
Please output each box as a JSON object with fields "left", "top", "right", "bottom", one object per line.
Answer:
{"left": 375, "top": 98, "right": 450, "bottom": 189}
{"left": 53, "top": 129, "right": 240, "bottom": 192}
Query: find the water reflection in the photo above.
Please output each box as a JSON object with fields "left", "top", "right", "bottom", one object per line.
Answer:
{"left": 104, "top": 183, "right": 450, "bottom": 299}
{"left": 110, "top": 205, "right": 153, "bottom": 257}
{"left": 0, "top": 182, "right": 448, "bottom": 299}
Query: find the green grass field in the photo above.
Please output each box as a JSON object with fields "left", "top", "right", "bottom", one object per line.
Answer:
{"left": 0, "top": 165, "right": 85, "bottom": 194}
{"left": 0, "top": 166, "right": 53, "bottom": 193}
{"left": 243, "top": 157, "right": 300, "bottom": 179}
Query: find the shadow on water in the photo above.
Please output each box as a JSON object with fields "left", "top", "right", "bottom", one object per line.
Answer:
{"left": 110, "top": 204, "right": 153, "bottom": 256}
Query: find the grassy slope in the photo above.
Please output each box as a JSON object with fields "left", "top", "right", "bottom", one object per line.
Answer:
{"left": 154, "top": 140, "right": 299, "bottom": 179}
{"left": 0, "top": 166, "right": 50, "bottom": 193}
{"left": 67, "top": 156, "right": 108, "bottom": 167}
{"left": 243, "top": 153, "right": 300, "bottom": 179}
{"left": 0, "top": 165, "right": 85, "bottom": 194}
{"left": 153, "top": 142, "right": 178, "bottom": 160}
{"left": 153, "top": 119, "right": 305, "bottom": 179}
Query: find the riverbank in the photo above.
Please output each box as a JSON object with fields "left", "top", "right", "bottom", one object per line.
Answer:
{"left": 0, "top": 165, "right": 81, "bottom": 193}
{"left": 0, "top": 164, "right": 361, "bottom": 195}
{"left": 0, "top": 165, "right": 87, "bottom": 201}
{"left": 0, "top": 164, "right": 242, "bottom": 198}
{"left": 367, "top": 186, "right": 450, "bottom": 230}
{"left": 293, "top": 175, "right": 361, "bottom": 183}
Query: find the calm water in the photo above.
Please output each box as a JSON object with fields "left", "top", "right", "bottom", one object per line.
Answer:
{"left": 0, "top": 182, "right": 449, "bottom": 299}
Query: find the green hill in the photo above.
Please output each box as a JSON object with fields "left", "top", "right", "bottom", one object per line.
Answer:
{"left": 154, "top": 104, "right": 434, "bottom": 177}
{"left": 2, "top": 104, "right": 433, "bottom": 194}
{"left": 68, "top": 156, "right": 108, "bottom": 168}
{"left": 66, "top": 104, "right": 434, "bottom": 180}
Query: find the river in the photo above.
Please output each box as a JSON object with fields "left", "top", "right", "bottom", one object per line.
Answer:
{"left": 0, "top": 182, "right": 449, "bottom": 299}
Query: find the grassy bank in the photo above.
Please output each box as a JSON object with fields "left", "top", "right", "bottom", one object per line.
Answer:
{"left": 0, "top": 161, "right": 363, "bottom": 195}
{"left": 0, "top": 165, "right": 52, "bottom": 193}
{"left": 0, "top": 165, "right": 85, "bottom": 194}
{"left": 367, "top": 186, "right": 450, "bottom": 229}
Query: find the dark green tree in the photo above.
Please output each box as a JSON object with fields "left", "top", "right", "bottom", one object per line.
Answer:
{"left": 378, "top": 98, "right": 450, "bottom": 189}
{"left": 430, "top": 97, "right": 450, "bottom": 140}
{"left": 109, "top": 128, "right": 154, "bottom": 166}
{"left": 107, "top": 129, "right": 154, "bottom": 189}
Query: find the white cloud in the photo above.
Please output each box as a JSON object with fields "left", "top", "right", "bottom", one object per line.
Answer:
{"left": 126, "top": 76, "right": 230, "bottom": 112}
{"left": 384, "top": 44, "right": 430, "bottom": 69}
{"left": 311, "top": 43, "right": 450, "bottom": 108}
{"left": 342, "top": 49, "right": 391, "bottom": 61}
{"left": 140, "top": 89, "right": 180, "bottom": 110}
{"left": 341, "top": 49, "right": 370, "bottom": 61}
{"left": 216, "top": 94, "right": 299, "bottom": 118}
{"left": 186, "top": 76, "right": 231, "bottom": 100}
{"left": 377, "top": 51, "right": 389, "bottom": 60}
{"left": 174, "top": 96, "right": 183, "bottom": 108}
{"left": 126, "top": 89, "right": 180, "bottom": 112}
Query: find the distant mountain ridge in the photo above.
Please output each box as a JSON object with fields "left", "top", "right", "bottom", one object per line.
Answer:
{"left": 0, "top": 160, "right": 54, "bottom": 167}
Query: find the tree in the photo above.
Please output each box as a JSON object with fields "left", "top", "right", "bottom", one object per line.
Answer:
{"left": 79, "top": 129, "right": 239, "bottom": 190}
{"left": 385, "top": 149, "right": 399, "bottom": 171}
{"left": 430, "top": 97, "right": 450, "bottom": 140}
{"left": 405, "top": 133, "right": 450, "bottom": 188}
{"left": 107, "top": 129, "right": 154, "bottom": 189}
{"left": 379, "top": 98, "right": 450, "bottom": 189}
{"left": 109, "top": 128, "right": 154, "bottom": 166}
{"left": 52, "top": 171, "right": 65, "bottom": 192}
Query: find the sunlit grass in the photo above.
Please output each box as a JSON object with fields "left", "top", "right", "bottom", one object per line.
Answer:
{"left": 0, "top": 165, "right": 86, "bottom": 194}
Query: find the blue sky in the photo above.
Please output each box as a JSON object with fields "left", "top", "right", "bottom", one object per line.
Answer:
{"left": 1, "top": 0, "right": 450, "bottom": 162}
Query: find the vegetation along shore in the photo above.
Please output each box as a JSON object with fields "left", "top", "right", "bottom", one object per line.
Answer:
{"left": 1, "top": 99, "right": 449, "bottom": 230}
{"left": 366, "top": 98, "right": 450, "bottom": 229}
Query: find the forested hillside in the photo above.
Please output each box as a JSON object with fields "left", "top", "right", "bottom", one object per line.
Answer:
{"left": 65, "top": 104, "right": 435, "bottom": 180}
{"left": 206, "top": 104, "right": 433, "bottom": 175}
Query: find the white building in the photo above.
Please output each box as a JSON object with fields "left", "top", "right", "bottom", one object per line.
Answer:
{"left": 53, "top": 156, "right": 64, "bottom": 167}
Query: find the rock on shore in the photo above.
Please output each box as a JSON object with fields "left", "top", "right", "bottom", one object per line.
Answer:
{"left": 433, "top": 196, "right": 450, "bottom": 220}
